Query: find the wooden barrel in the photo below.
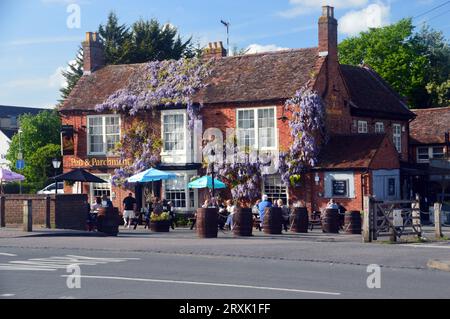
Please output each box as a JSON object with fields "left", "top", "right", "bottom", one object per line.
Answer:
{"left": 322, "top": 209, "right": 339, "bottom": 234}
{"left": 263, "top": 207, "right": 283, "bottom": 235}
{"left": 233, "top": 207, "right": 253, "bottom": 237}
{"left": 290, "top": 207, "right": 309, "bottom": 233}
{"left": 97, "top": 206, "right": 119, "bottom": 236}
{"left": 196, "top": 208, "right": 218, "bottom": 238}
{"left": 344, "top": 210, "right": 362, "bottom": 234}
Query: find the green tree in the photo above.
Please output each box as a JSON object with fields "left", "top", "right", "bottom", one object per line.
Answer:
{"left": 26, "top": 144, "right": 62, "bottom": 189}
{"left": 59, "top": 12, "right": 194, "bottom": 104}
{"left": 59, "top": 47, "right": 83, "bottom": 102}
{"left": 98, "top": 11, "right": 132, "bottom": 64}
{"left": 339, "top": 19, "right": 430, "bottom": 108}
{"left": 6, "top": 110, "right": 62, "bottom": 192}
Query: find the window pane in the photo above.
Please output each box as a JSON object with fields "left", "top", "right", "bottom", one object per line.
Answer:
{"left": 164, "top": 114, "right": 184, "bottom": 151}
{"left": 258, "top": 109, "right": 275, "bottom": 148}
{"left": 92, "top": 174, "right": 111, "bottom": 198}
{"left": 432, "top": 147, "right": 444, "bottom": 159}
{"left": 263, "top": 175, "right": 288, "bottom": 204}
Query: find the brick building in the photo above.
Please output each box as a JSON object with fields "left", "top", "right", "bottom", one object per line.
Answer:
{"left": 59, "top": 6, "right": 415, "bottom": 213}
{"left": 407, "top": 107, "right": 450, "bottom": 211}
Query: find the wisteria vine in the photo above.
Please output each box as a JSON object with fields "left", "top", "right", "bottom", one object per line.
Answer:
{"left": 96, "top": 57, "right": 214, "bottom": 129}
{"left": 279, "top": 88, "right": 326, "bottom": 187}
{"left": 110, "top": 120, "right": 161, "bottom": 188}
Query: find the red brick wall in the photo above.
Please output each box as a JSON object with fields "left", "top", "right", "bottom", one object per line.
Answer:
{"left": 1, "top": 194, "right": 88, "bottom": 230}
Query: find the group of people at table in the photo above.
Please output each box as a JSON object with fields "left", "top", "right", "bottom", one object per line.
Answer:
{"left": 86, "top": 192, "right": 347, "bottom": 232}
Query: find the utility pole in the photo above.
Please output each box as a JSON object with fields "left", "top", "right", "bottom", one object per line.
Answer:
{"left": 220, "top": 20, "right": 230, "bottom": 56}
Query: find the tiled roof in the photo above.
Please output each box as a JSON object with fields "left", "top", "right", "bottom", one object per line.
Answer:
{"left": 410, "top": 107, "right": 450, "bottom": 144}
{"left": 0, "top": 105, "right": 44, "bottom": 117}
{"left": 0, "top": 129, "right": 16, "bottom": 140}
{"left": 316, "top": 134, "right": 386, "bottom": 169}
{"left": 60, "top": 48, "right": 321, "bottom": 111}
{"left": 340, "top": 65, "right": 415, "bottom": 119}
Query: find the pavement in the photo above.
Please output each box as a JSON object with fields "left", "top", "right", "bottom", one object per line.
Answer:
{"left": 1, "top": 225, "right": 450, "bottom": 299}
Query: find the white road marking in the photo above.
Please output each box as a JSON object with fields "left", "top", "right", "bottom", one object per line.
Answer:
{"left": 0, "top": 255, "right": 140, "bottom": 272}
{"left": 61, "top": 275, "right": 342, "bottom": 296}
{"left": 402, "top": 244, "right": 450, "bottom": 249}
{"left": 0, "top": 253, "right": 17, "bottom": 257}
{"left": 0, "top": 294, "right": 15, "bottom": 297}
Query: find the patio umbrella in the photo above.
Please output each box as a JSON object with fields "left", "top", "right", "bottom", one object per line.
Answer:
{"left": 0, "top": 168, "right": 25, "bottom": 194}
{"left": 54, "top": 168, "right": 108, "bottom": 183}
{"left": 188, "top": 176, "right": 226, "bottom": 189}
{"left": 127, "top": 168, "right": 177, "bottom": 183}
{"left": 54, "top": 168, "right": 107, "bottom": 197}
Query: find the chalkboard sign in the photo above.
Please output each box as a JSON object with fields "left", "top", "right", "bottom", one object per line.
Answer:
{"left": 332, "top": 180, "right": 348, "bottom": 197}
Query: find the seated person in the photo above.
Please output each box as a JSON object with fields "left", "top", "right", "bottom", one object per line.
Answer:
{"left": 258, "top": 195, "right": 272, "bottom": 225}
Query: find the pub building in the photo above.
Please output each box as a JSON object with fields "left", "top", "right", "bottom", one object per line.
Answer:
{"left": 59, "top": 6, "right": 417, "bottom": 215}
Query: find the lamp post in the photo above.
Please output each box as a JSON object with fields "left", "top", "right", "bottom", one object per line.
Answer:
{"left": 210, "top": 148, "right": 216, "bottom": 203}
{"left": 18, "top": 129, "right": 23, "bottom": 194}
{"left": 52, "top": 158, "right": 61, "bottom": 196}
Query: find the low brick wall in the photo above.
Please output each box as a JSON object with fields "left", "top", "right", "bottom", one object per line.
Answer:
{"left": 0, "top": 194, "right": 88, "bottom": 231}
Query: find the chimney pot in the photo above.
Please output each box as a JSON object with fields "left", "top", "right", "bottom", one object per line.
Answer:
{"left": 83, "top": 31, "right": 105, "bottom": 74}
{"left": 322, "top": 5, "right": 334, "bottom": 18}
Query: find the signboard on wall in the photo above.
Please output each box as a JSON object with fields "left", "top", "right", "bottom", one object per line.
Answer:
{"left": 332, "top": 180, "right": 348, "bottom": 197}
{"left": 61, "top": 125, "right": 74, "bottom": 156}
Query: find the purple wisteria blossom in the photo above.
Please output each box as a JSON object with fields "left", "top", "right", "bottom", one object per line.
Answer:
{"left": 278, "top": 87, "right": 326, "bottom": 186}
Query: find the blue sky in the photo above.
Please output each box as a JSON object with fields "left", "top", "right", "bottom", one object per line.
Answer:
{"left": 0, "top": 0, "right": 449, "bottom": 109}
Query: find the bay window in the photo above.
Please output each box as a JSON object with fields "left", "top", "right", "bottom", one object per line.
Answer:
{"left": 87, "top": 115, "right": 120, "bottom": 155}
{"left": 237, "top": 107, "right": 276, "bottom": 150}
{"left": 263, "top": 175, "right": 288, "bottom": 204}
{"left": 163, "top": 172, "right": 197, "bottom": 210}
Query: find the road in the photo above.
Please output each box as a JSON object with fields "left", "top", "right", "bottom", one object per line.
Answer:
{"left": 1, "top": 228, "right": 450, "bottom": 299}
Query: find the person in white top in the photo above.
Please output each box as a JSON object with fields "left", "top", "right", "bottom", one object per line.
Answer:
{"left": 225, "top": 199, "right": 236, "bottom": 230}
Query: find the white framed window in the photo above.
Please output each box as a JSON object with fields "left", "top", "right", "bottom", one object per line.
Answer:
{"left": 393, "top": 124, "right": 402, "bottom": 153}
{"left": 417, "top": 147, "right": 429, "bottom": 162}
{"left": 357, "top": 121, "right": 368, "bottom": 134}
{"left": 432, "top": 146, "right": 445, "bottom": 159}
{"left": 263, "top": 175, "right": 288, "bottom": 204}
{"left": 87, "top": 115, "right": 120, "bottom": 155}
{"left": 375, "top": 122, "right": 384, "bottom": 133}
{"left": 163, "top": 114, "right": 185, "bottom": 152}
{"left": 90, "top": 174, "right": 112, "bottom": 201}
{"left": 163, "top": 172, "right": 197, "bottom": 210}
{"left": 236, "top": 107, "right": 276, "bottom": 150}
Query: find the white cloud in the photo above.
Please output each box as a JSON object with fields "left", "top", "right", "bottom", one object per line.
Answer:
{"left": 4, "top": 61, "right": 75, "bottom": 91}
{"left": 279, "top": 0, "right": 369, "bottom": 18}
{"left": 244, "top": 44, "right": 290, "bottom": 54}
{"left": 339, "top": 2, "right": 391, "bottom": 36}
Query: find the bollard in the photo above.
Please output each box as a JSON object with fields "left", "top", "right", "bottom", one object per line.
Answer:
{"left": 0, "top": 196, "right": 5, "bottom": 228}
{"left": 23, "top": 200, "right": 32, "bottom": 232}
{"left": 412, "top": 200, "right": 422, "bottom": 237}
{"left": 362, "top": 196, "right": 372, "bottom": 243}
{"left": 434, "top": 203, "right": 443, "bottom": 239}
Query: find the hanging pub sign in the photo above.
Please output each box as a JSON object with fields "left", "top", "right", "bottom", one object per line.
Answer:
{"left": 332, "top": 180, "right": 348, "bottom": 197}
{"left": 61, "top": 125, "right": 74, "bottom": 156}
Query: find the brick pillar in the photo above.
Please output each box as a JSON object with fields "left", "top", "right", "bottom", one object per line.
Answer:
{"left": 23, "top": 200, "right": 32, "bottom": 232}
{"left": 0, "top": 196, "right": 5, "bottom": 227}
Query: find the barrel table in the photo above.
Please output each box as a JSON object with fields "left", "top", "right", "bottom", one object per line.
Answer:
{"left": 196, "top": 208, "right": 218, "bottom": 238}
{"left": 97, "top": 206, "right": 119, "bottom": 236}
{"left": 344, "top": 210, "right": 362, "bottom": 234}
{"left": 233, "top": 207, "right": 253, "bottom": 237}
{"left": 263, "top": 207, "right": 283, "bottom": 235}
{"left": 290, "top": 207, "right": 309, "bottom": 233}
{"left": 322, "top": 208, "right": 339, "bottom": 234}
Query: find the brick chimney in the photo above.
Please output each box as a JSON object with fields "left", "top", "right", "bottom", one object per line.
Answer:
{"left": 82, "top": 32, "right": 105, "bottom": 75}
{"left": 318, "top": 6, "right": 338, "bottom": 62}
{"left": 203, "top": 42, "right": 227, "bottom": 59}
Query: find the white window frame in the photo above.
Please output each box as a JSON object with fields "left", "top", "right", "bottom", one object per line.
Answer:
{"left": 393, "top": 124, "right": 402, "bottom": 153}
{"left": 417, "top": 146, "right": 430, "bottom": 163}
{"left": 357, "top": 121, "right": 368, "bottom": 134}
{"left": 236, "top": 107, "right": 278, "bottom": 151}
{"left": 161, "top": 110, "right": 188, "bottom": 156}
{"left": 162, "top": 171, "right": 198, "bottom": 212}
{"left": 375, "top": 122, "right": 384, "bottom": 134}
{"left": 263, "top": 175, "right": 288, "bottom": 204}
{"left": 89, "top": 174, "right": 112, "bottom": 203}
{"left": 87, "top": 115, "right": 121, "bottom": 156}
